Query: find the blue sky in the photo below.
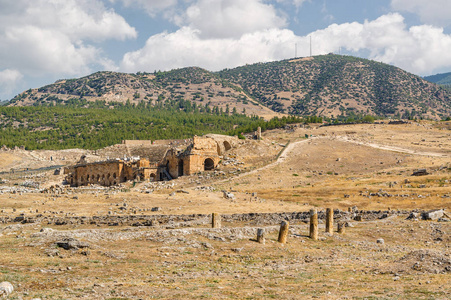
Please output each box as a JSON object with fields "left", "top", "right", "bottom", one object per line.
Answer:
{"left": 1, "top": 0, "right": 451, "bottom": 100}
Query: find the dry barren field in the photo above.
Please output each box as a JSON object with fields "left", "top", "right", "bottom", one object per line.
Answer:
{"left": 0, "top": 121, "right": 450, "bottom": 299}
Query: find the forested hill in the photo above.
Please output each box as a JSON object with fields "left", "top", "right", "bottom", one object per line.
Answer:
{"left": 219, "top": 55, "right": 451, "bottom": 120}
{"left": 424, "top": 72, "right": 451, "bottom": 85}
{"left": 424, "top": 72, "right": 451, "bottom": 94}
{"left": 9, "top": 68, "right": 277, "bottom": 119}
{"left": 8, "top": 54, "right": 451, "bottom": 120}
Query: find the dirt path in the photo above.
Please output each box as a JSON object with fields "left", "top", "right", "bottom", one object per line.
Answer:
{"left": 214, "top": 138, "right": 313, "bottom": 184}
{"left": 214, "top": 134, "right": 448, "bottom": 186}
{"left": 334, "top": 136, "right": 449, "bottom": 158}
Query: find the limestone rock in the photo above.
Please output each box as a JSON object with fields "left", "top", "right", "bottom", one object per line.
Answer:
{"left": 0, "top": 281, "right": 14, "bottom": 297}
{"left": 56, "top": 238, "right": 90, "bottom": 250}
{"left": 223, "top": 191, "right": 235, "bottom": 199}
{"left": 412, "top": 169, "right": 429, "bottom": 176}
{"left": 422, "top": 209, "right": 445, "bottom": 220}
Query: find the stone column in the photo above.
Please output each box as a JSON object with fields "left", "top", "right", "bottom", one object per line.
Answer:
{"left": 212, "top": 213, "right": 221, "bottom": 228}
{"left": 326, "top": 208, "right": 333, "bottom": 235}
{"left": 309, "top": 209, "right": 318, "bottom": 240}
{"left": 256, "top": 228, "right": 265, "bottom": 244}
{"left": 278, "top": 221, "right": 289, "bottom": 243}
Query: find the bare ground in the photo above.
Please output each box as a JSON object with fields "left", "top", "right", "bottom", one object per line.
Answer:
{"left": 0, "top": 120, "right": 450, "bottom": 299}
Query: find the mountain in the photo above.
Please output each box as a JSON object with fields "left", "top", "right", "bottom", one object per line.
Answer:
{"left": 424, "top": 72, "right": 451, "bottom": 85}
{"left": 9, "top": 68, "right": 277, "bottom": 118}
{"left": 9, "top": 55, "right": 451, "bottom": 119}
{"left": 219, "top": 55, "right": 451, "bottom": 119}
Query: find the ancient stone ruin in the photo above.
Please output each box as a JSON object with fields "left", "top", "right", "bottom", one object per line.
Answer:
{"left": 66, "top": 134, "right": 238, "bottom": 187}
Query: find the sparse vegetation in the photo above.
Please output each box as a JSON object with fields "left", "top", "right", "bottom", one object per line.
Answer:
{"left": 0, "top": 120, "right": 450, "bottom": 299}
{"left": 7, "top": 55, "right": 451, "bottom": 121}
{"left": 219, "top": 55, "right": 451, "bottom": 119}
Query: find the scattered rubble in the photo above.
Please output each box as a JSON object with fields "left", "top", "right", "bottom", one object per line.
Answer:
{"left": 398, "top": 250, "right": 451, "bottom": 274}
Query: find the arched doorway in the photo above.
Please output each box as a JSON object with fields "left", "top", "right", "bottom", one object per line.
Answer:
{"left": 178, "top": 159, "right": 184, "bottom": 176}
{"left": 204, "top": 158, "right": 215, "bottom": 171}
{"left": 223, "top": 141, "right": 232, "bottom": 151}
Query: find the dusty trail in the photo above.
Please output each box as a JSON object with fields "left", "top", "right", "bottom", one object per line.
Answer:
{"left": 215, "top": 134, "right": 448, "bottom": 185}
{"left": 214, "top": 138, "right": 313, "bottom": 183}
{"left": 334, "top": 136, "right": 450, "bottom": 158}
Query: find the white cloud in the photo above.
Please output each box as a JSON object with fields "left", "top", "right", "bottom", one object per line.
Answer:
{"left": 0, "top": 0, "right": 136, "bottom": 79}
{"left": 0, "top": 0, "right": 137, "bottom": 42}
{"left": 312, "top": 13, "right": 451, "bottom": 74}
{"left": 121, "top": 27, "right": 300, "bottom": 72}
{"left": 121, "top": 12, "right": 451, "bottom": 76}
{"left": 120, "top": 0, "right": 292, "bottom": 71}
{"left": 391, "top": 0, "right": 451, "bottom": 28}
{"left": 1, "top": 26, "right": 98, "bottom": 75}
{"left": 0, "top": 69, "right": 23, "bottom": 99}
{"left": 176, "top": 0, "right": 287, "bottom": 39}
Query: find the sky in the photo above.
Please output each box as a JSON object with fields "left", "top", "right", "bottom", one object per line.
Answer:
{"left": 1, "top": 0, "right": 451, "bottom": 100}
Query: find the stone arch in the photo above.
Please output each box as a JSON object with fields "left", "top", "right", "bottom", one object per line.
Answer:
{"left": 216, "top": 143, "right": 222, "bottom": 155}
{"left": 87, "top": 175, "right": 90, "bottom": 182}
{"left": 204, "top": 158, "right": 215, "bottom": 171}
{"left": 113, "top": 173, "right": 117, "bottom": 179}
{"left": 223, "top": 141, "right": 232, "bottom": 151}
{"left": 80, "top": 176, "right": 85, "bottom": 184}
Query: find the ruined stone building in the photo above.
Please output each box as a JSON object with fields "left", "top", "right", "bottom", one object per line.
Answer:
{"left": 67, "top": 134, "right": 239, "bottom": 187}
{"left": 66, "top": 157, "right": 158, "bottom": 187}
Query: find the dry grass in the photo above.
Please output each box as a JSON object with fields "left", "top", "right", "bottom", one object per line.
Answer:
{"left": 1, "top": 217, "right": 449, "bottom": 299}
{"left": 0, "top": 121, "right": 450, "bottom": 299}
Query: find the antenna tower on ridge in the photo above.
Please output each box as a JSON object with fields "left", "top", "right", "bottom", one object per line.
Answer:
{"left": 310, "top": 35, "right": 312, "bottom": 57}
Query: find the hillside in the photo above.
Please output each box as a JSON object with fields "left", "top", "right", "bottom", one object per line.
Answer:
{"left": 424, "top": 72, "right": 451, "bottom": 94}
{"left": 9, "top": 68, "right": 278, "bottom": 119}
{"left": 424, "top": 72, "right": 451, "bottom": 85}
{"left": 8, "top": 55, "right": 451, "bottom": 119}
{"left": 219, "top": 55, "right": 451, "bottom": 119}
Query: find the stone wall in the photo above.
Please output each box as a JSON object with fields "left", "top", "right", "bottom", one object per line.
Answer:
{"left": 204, "top": 134, "right": 240, "bottom": 155}
{"left": 70, "top": 158, "right": 156, "bottom": 187}
{"left": 72, "top": 160, "right": 125, "bottom": 187}
{"left": 68, "top": 134, "right": 240, "bottom": 186}
{"left": 159, "top": 135, "right": 240, "bottom": 178}
{"left": 121, "top": 140, "right": 153, "bottom": 146}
